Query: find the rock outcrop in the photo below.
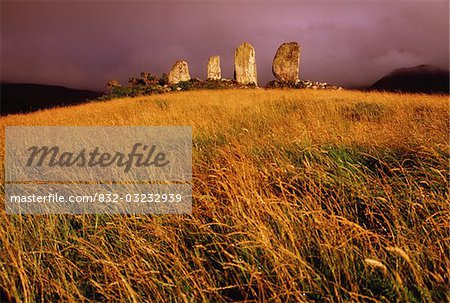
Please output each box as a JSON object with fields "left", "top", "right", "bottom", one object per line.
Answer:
{"left": 207, "top": 56, "right": 221, "bottom": 80}
{"left": 272, "top": 42, "right": 300, "bottom": 82}
{"left": 168, "top": 61, "right": 191, "bottom": 84}
{"left": 266, "top": 79, "right": 342, "bottom": 90}
{"left": 234, "top": 42, "right": 257, "bottom": 85}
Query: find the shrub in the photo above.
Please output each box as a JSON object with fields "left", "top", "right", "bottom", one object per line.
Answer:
{"left": 159, "top": 73, "right": 169, "bottom": 86}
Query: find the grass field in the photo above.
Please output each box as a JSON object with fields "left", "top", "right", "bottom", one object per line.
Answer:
{"left": 0, "top": 89, "right": 449, "bottom": 302}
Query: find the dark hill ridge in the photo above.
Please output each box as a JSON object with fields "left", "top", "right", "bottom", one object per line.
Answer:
{"left": 369, "top": 64, "right": 449, "bottom": 94}
{"left": 1, "top": 83, "right": 101, "bottom": 116}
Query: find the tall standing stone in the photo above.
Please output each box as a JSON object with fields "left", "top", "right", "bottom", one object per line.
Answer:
{"left": 168, "top": 60, "right": 191, "bottom": 84}
{"left": 207, "top": 56, "right": 221, "bottom": 80}
{"left": 272, "top": 42, "right": 300, "bottom": 82}
{"left": 234, "top": 42, "right": 257, "bottom": 85}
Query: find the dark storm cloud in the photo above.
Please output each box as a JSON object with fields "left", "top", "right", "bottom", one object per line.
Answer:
{"left": 1, "top": 1, "right": 448, "bottom": 91}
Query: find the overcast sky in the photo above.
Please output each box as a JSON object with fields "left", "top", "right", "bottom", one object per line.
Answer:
{"left": 1, "top": 0, "right": 449, "bottom": 91}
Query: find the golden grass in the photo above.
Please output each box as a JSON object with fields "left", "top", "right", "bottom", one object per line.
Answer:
{"left": 0, "top": 89, "right": 449, "bottom": 302}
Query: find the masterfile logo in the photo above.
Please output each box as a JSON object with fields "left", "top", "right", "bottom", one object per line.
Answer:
{"left": 5, "top": 126, "right": 192, "bottom": 182}
{"left": 25, "top": 143, "right": 170, "bottom": 173}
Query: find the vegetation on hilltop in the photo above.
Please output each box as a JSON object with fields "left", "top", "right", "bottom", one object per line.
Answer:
{"left": 102, "top": 72, "right": 258, "bottom": 100}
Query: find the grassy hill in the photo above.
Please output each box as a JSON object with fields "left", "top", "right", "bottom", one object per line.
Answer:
{"left": 0, "top": 89, "right": 448, "bottom": 302}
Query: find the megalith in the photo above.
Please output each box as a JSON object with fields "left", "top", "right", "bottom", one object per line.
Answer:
{"left": 272, "top": 42, "right": 300, "bottom": 82}
{"left": 207, "top": 56, "right": 221, "bottom": 80}
{"left": 168, "top": 61, "right": 191, "bottom": 84}
{"left": 234, "top": 42, "right": 257, "bottom": 85}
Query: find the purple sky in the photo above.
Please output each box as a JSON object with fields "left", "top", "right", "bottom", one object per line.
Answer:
{"left": 1, "top": 1, "right": 449, "bottom": 91}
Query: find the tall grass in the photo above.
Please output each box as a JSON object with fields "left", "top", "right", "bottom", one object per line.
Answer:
{"left": 0, "top": 89, "right": 448, "bottom": 302}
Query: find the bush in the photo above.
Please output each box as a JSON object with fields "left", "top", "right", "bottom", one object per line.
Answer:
{"left": 159, "top": 73, "right": 169, "bottom": 86}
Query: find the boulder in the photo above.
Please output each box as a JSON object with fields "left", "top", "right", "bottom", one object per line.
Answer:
{"left": 234, "top": 42, "right": 257, "bottom": 85}
{"left": 207, "top": 56, "right": 221, "bottom": 80}
{"left": 168, "top": 61, "right": 191, "bottom": 84}
{"left": 272, "top": 42, "right": 300, "bottom": 82}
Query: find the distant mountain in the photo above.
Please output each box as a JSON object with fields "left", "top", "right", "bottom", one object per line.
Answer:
{"left": 369, "top": 65, "right": 449, "bottom": 94}
{"left": 1, "top": 83, "right": 102, "bottom": 115}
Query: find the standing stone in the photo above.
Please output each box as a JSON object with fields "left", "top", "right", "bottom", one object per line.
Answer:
{"left": 234, "top": 42, "right": 257, "bottom": 85}
{"left": 207, "top": 56, "right": 221, "bottom": 80}
{"left": 168, "top": 60, "right": 191, "bottom": 84}
{"left": 272, "top": 42, "right": 300, "bottom": 82}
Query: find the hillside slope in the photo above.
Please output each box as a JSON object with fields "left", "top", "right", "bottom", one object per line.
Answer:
{"left": 0, "top": 89, "right": 448, "bottom": 302}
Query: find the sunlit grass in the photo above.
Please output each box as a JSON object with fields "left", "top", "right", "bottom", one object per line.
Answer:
{"left": 0, "top": 89, "right": 448, "bottom": 302}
